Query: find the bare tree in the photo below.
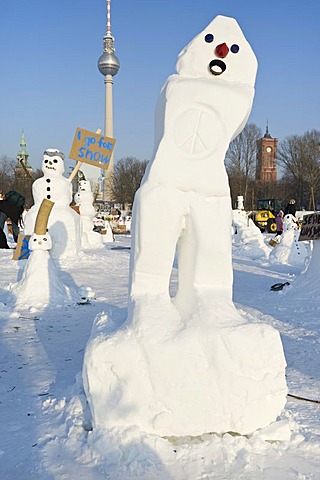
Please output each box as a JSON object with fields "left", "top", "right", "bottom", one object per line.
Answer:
{"left": 225, "top": 123, "right": 262, "bottom": 209}
{"left": 302, "top": 130, "right": 320, "bottom": 210}
{"left": 0, "top": 155, "right": 15, "bottom": 195}
{"left": 277, "top": 130, "right": 320, "bottom": 209}
{"left": 109, "top": 157, "right": 148, "bottom": 209}
{"left": 0, "top": 155, "right": 44, "bottom": 207}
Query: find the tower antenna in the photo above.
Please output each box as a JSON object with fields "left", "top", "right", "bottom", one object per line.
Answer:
{"left": 97, "top": 0, "right": 120, "bottom": 202}
{"left": 106, "top": 0, "right": 112, "bottom": 37}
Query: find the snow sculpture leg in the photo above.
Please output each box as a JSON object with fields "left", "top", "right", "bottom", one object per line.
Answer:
{"left": 127, "top": 185, "right": 185, "bottom": 337}
{"left": 174, "top": 194, "right": 234, "bottom": 321}
{"left": 83, "top": 15, "right": 287, "bottom": 436}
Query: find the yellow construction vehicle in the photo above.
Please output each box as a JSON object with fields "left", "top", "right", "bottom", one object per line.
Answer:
{"left": 251, "top": 199, "right": 283, "bottom": 233}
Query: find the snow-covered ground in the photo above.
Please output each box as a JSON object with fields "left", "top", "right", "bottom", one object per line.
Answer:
{"left": 0, "top": 229, "right": 320, "bottom": 479}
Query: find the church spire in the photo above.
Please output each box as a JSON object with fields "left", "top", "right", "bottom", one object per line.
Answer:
{"left": 264, "top": 120, "right": 272, "bottom": 138}
{"left": 17, "top": 130, "right": 31, "bottom": 167}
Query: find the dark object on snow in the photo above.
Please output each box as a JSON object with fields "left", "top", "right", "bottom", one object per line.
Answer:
{"left": 270, "top": 282, "right": 290, "bottom": 291}
{"left": 0, "top": 195, "right": 25, "bottom": 248}
{"left": 284, "top": 199, "right": 296, "bottom": 217}
{"left": 77, "top": 298, "right": 91, "bottom": 305}
{"left": 288, "top": 392, "right": 320, "bottom": 404}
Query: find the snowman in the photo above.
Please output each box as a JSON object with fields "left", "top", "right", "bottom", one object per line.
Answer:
{"left": 24, "top": 149, "right": 81, "bottom": 259}
{"left": 284, "top": 213, "right": 298, "bottom": 231}
{"left": 269, "top": 213, "right": 307, "bottom": 266}
{"left": 11, "top": 199, "right": 73, "bottom": 309}
{"left": 83, "top": 16, "right": 287, "bottom": 437}
{"left": 74, "top": 180, "right": 103, "bottom": 248}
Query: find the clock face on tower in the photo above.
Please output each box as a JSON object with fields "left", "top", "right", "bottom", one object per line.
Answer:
{"left": 266, "top": 146, "right": 272, "bottom": 153}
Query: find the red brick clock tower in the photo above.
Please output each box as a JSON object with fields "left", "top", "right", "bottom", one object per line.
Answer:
{"left": 256, "top": 125, "right": 278, "bottom": 182}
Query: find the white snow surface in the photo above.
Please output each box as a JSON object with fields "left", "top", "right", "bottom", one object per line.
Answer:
{"left": 233, "top": 209, "right": 271, "bottom": 260}
{"left": 1, "top": 229, "right": 320, "bottom": 479}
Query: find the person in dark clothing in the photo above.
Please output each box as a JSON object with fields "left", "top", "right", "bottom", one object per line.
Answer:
{"left": 0, "top": 197, "right": 24, "bottom": 248}
{"left": 284, "top": 199, "right": 296, "bottom": 217}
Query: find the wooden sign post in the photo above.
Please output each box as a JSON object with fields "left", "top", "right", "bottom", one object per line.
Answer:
{"left": 69, "top": 128, "right": 116, "bottom": 181}
{"left": 12, "top": 234, "right": 31, "bottom": 260}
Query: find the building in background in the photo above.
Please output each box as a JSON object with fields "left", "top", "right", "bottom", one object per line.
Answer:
{"left": 15, "top": 130, "right": 33, "bottom": 181}
{"left": 15, "top": 131, "right": 33, "bottom": 207}
{"left": 256, "top": 124, "right": 278, "bottom": 182}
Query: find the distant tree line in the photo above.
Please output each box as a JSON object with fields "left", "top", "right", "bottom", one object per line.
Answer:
{"left": 107, "top": 157, "right": 148, "bottom": 209}
{"left": 2, "top": 126, "right": 320, "bottom": 212}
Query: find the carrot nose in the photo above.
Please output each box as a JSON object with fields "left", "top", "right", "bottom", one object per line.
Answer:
{"left": 215, "top": 43, "right": 229, "bottom": 58}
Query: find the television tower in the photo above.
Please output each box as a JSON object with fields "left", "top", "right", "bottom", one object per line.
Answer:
{"left": 98, "top": 0, "right": 120, "bottom": 202}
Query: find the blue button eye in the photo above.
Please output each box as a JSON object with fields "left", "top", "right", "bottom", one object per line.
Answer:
{"left": 205, "top": 34, "right": 214, "bottom": 43}
{"left": 231, "top": 44, "right": 240, "bottom": 53}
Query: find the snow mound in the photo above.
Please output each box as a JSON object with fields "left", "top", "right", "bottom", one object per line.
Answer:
{"left": 233, "top": 210, "right": 271, "bottom": 260}
{"left": 83, "top": 297, "right": 287, "bottom": 437}
{"left": 8, "top": 251, "right": 76, "bottom": 310}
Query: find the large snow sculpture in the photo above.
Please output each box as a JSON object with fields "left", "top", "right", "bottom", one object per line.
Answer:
{"left": 74, "top": 180, "right": 103, "bottom": 248}
{"left": 24, "top": 149, "right": 81, "bottom": 259}
{"left": 11, "top": 199, "right": 73, "bottom": 309}
{"left": 83, "top": 15, "right": 287, "bottom": 436}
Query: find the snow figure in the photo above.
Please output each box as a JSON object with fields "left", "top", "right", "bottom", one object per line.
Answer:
{"left": 74, "top": 180, "right": 103, "bottom": 248}
{"left": 125, "top": 215, "right": 132, "bottom": 232}
{"left": 10, "top": 199, "right": 74, "bottom": 309}
{"left": 103, "top": 219, "right": 115, "bottom": 243}
{"left": 24, "top": 149, "right": 81, "bottom": 259}
{"left": 236, "top": 195, "right": 244, "bottom": 210}
{"left": 284, "top": 213, "right": 298, "bottom": 231}
{"left": 233, "top": 210, "right": 270, "bottom": 261}
{"left": 269, "top": 213, "right": 308, "bottom": 266}
{"left": 83, "top": 16, "right": 287, "bottom": 436}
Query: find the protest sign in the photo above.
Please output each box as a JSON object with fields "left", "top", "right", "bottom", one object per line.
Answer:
{"left": 69, "top": 128, "right": 116, "bottom": 170}
{"left": 298, "top": 212, "right": 320, "bottom": 241}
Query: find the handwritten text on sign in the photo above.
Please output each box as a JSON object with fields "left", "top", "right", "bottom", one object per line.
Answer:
{"left": 69, "top": 128, "right": 116, "bottom": 170}
{"left": 298, "top": 212, "right": 320, "bottom": 241}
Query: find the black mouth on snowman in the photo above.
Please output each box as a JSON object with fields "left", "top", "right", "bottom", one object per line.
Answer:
{"left": 45, "top": 166, "right": 56, "bottom": 170}
{"left": 209, "top": 59, "right": 226, "bottom": 76}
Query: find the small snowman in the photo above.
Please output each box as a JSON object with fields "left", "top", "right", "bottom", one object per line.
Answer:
{"left": 11, "top": 199, "right": 73, "bottom": 309}
{"left": 24, "top": 149, "right": 81, "bottom": 259}
{"left": 74, "top": 180, "right": 103, "bottom": 248}
{"left": 269, "top": 214, "right": 307, "bottom": 266}
{"left": 284, "top": 213, "right": 298, "bottom": 231}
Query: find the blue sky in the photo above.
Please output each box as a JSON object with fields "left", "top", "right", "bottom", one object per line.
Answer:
{"left": 1, "top": 0, "right": 319, "bottom": 173}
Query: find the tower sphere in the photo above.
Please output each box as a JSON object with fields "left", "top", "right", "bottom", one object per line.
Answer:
{"left": 98, "top": 51, "right": 120, "bottom": 77}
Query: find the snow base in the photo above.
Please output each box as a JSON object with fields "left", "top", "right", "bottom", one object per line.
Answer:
{"left": 83, "top": 299, "right": 287, "bottom": 437}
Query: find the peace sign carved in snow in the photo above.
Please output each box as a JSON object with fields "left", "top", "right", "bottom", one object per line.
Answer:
{"left": 173, "top": 105, "right": 225, "bottom": 157}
